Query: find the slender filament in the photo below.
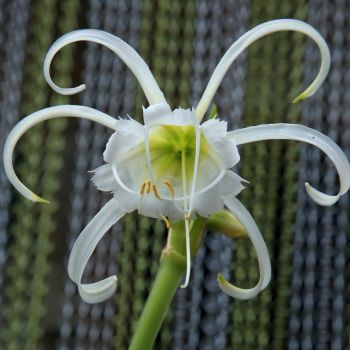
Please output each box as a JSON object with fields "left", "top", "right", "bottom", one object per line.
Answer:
{"left": 161, "top": 215, "right": 171, "bottom": 229}
{"left": 180, "top": 150, "right": 191, "bottom": 289}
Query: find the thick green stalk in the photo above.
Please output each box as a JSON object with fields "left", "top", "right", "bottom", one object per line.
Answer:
{"left": 128, "top": 218, "right": 207, "bottom": 350}
{"left": 128, "top": 256, "right": 184, "bottom": 350}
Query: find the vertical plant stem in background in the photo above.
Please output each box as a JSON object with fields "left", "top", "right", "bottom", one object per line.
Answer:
{"left": 0, "top": 0, "right": 57, "bottom": 348}
{"left": 215, "top": 0, "right": 249, "bottom": 130}
{"left": 231, "top": 1, "right": 305, "bottom": 349}
{"left": 232, "top": 3, "right": 272, "bottom": 347}
{"left": 69, "top": 1, "right": 139, "bottom": 349}
{"left": 58, "top": 2, "right": 107, "bottom": 347}
{"left": 115, "top": 214, "right": 137, "bottom": 349}
{"left": 289, "top": 2, "right": 350, "bottom": 350}
{"left": 189, "top": 2, "right": 249, "bottom": 348}
{"left": 0, "top": 0, "right": 30, "bottom": 312}
{"left": 272, "top": 2, "right": 306, "bottom": 349}
{"left": 329, "top": 3, "right": 350, "bottom": 348}
{"left": 55, "top": 1, "right": 140, "bottom": 349}
{"left": 133, "top": 0, "right": 154, "bottom": 119}
{"left": 176, "top": 0, "right": 195, "bottom": 108}
{"left": 26, "top": 0, "right": 80, "bottom": 348}
{"left": 130, "top": 216, "right": 153, "bottom": 332}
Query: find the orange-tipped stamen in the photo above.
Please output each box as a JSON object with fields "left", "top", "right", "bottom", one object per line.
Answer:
{"left": 161, "top": 215, "right": 171, "bottom": 229}
{"left": 140, "top": 181, "right": 147, "bottom": 194}
{"left": 164, "top": 180, "right": 175, "bottom": 198}
{"left": 146, "top": 181, "right": 151, "bottom": 193}
{"left": 153, "top": 184, "right": 162, "bottom": 200}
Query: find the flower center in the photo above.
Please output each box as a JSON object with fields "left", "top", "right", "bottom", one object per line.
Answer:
{"left": 113, "top": 123, "right": 224, "bottom": 202}
{"left": 146, "top": 124, "right": 223, "bottom": 200}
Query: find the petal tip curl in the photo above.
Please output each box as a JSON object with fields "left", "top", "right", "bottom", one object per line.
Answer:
{"left": 196, "top": 19, "right": 330, "bottom": 121}
{"left": 216, "top": 272, "right": 252, "bottom": 300}
{"left": 304, "top": 182, "right": 340, "bottom": 206}
{"left": 59, "top": 83, "right": 86, "bottom": 96}
{"left": 292, "top": 91, "right": 308, "bottom": 104}
{"left": 217, "top": 272, "right": 225, "bottom": 285}
{"left": 78, "top": 276, "right": 118, "bottom": 304}
{"left": 34, "top": 195, "right": 50, "bottom": 204}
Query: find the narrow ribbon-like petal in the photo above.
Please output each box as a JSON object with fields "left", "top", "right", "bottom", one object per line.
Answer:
{"left": 68, "top": 198, "right": 125, "bottom": 303}
{"left": 44, "top": 29, "right": 166, "bottom": 105}
{"left": 3, "top": 105, "right": 116, "bottom": 203}
{"left": 229, "top": 123, "right": 350, "bottom": 206}
{"left": 196, "top": 19, "right": 330, "bottom": 121}
{"left": 217, "top": 196, "right": 271, "bottom": 299}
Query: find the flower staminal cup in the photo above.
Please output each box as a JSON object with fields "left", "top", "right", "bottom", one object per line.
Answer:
{"left": 3, "top": 18, "right": 350, "bottom": 349}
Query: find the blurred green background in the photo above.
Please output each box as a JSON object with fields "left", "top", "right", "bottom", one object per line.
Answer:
{"left": 0, "top": 0, "right": 349, "bottom": 349}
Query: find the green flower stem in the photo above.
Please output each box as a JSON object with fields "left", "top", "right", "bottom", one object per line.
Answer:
{"left": 128, "top": 253, "right": 184, "bottom": 350}
{"left": 128, "top": 218, "right": 207, "bottom": 350}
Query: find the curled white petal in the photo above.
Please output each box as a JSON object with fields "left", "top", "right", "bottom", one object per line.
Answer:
{"left": 68, "top": 198, "right": 125, "bottom": 303}
{"left": 229, "top": 123, "right": 350, "bottom": 206}
{"left": 3, "top": 105, "right": 116, "bottom": 203}
{"left": 44, "top": 29, "right": 166, "bottom": 105}
{"left": 78, "top": 277, "right": 118, "bottom": 304}
{"left": 218, "top": 196, "right": 271, "bottom": 299}
{"left": 196, "top": 19, "right": 330, "bottom": 121}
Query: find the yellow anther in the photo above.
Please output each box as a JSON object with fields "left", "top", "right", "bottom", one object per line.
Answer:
{"left": 153, "top": 184, "right": 162, "bottom": 200}
{"left": 140, "top": 181, "right": 147, "bottom": 194}
{"left": 185, "top": 212, "right": 190, "bottom": 221}
{"left": 164, "top": 180, "right": 175, "bottom": 198}
{"left": 146, "top": 181, "right": 151, "bottom": 193}
{"left": 161, "top": 215, "right": 171, "bottom": 229}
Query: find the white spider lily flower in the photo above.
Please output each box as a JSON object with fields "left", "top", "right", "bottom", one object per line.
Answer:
{"left": 3, "top": 19, "right": 350, "bottom": 304}
{"left": 93, "top": 102, "right": 246, "bottom": 289}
